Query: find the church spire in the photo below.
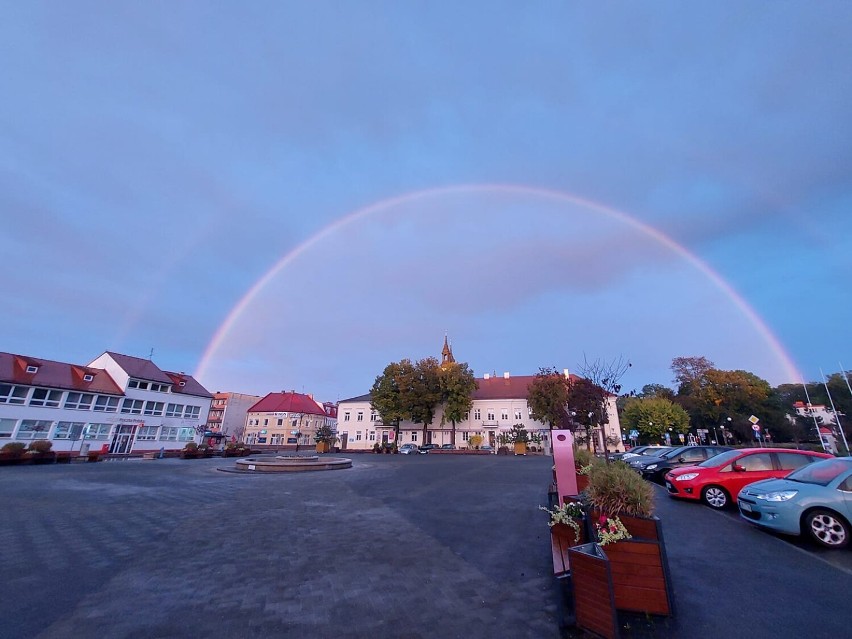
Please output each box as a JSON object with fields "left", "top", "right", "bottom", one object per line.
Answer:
{"left": 441, "top": 333, "right": 455, "bottom": 367}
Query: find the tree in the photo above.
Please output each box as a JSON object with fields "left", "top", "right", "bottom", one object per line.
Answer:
{"left": 409, "top": 357, "right": 443, "bottom": 445}
{"left": 671, "top": 356, "right": 714, "bottom": 393}
{"left": 370, "top": 359, "right": 416, "bottom": 444}
{"left": 621, "top": 397, "right": 690, "bottom": 443}
{"left": 314, "top": 423, "right": 338, "bottom": 446}
{"left": 527, "top": 367, "right": 570, "bottom": 429}
{"left": 565, "top": 377, "right": 608, "bottom": 451}
{"left": 639, "top": 384, "right": 675, "bottom": 401}
{"left": 574, "top": 355, "right": 631, "bottom": 454}
{"left": 440, "top": 362, "right": 477, "bottom": 446}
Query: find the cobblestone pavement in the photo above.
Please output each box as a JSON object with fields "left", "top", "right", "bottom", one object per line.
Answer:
{"left": 0, "top": 455, "right": 561, "bottom": 639}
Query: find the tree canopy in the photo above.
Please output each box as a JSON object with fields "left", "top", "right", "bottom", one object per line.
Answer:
{"left": 440, "top": 361, "right": 477, "bottom": 445}
{"left": 527, "top": 367, "right": 570, "bottom": 428}
{"left": 621, "top": 397, "right": 690, "bottom": 442}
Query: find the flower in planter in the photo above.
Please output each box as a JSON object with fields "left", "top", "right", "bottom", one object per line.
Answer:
{"left": 595, "top": 515, "right": 632, "bottom": 546}
{"left": 540, "top": 502, "right": 585, "bottom": 544}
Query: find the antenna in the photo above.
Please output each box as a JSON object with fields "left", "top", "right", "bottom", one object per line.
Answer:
{"left": 148, "top": 348, "right": 154, "bottom": 360}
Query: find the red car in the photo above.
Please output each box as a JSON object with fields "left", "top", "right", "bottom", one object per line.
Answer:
{"left": 664, "top": 448, "right": 834, "bottom": 509}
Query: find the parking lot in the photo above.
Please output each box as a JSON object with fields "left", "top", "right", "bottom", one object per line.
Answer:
{"left": 0, "top": 454, "right": 849, "bottom": 638}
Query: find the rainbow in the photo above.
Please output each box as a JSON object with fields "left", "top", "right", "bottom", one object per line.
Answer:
{"left": 195, "top": 183, "right": 800, "bottom": 383}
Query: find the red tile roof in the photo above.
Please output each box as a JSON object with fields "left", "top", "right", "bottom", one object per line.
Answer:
{"left": 0, "top": 352, "right": 123, "bottom": 395}
{"left": 472, "top": 374, "right": 583, "bottom": 400}
{"left": 249, "top": 392, "right": 328, "bottom": 416}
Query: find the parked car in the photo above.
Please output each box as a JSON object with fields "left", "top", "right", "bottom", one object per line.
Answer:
{"left": 418, "top": 444, "right": 440, "bottom": 453}
{"left": 631, "top": 445, "right": 731, "bottom": 484}
{"left": 665, "top": 448, "right": 834, "bottom": 509}
{"left": 480, "top": 444, "right": 496, "bottom": 454}
{"left": 738, "top": 457, "right": 852, "bottom": 549}
{"left": 440, "top": 444, "right": 455, "bottom": 450}
{"left": 618, "top": 445, "right": 672, "bottom": 461}
{"left": 398, "top": 443, "right": 420, "bottom": 455}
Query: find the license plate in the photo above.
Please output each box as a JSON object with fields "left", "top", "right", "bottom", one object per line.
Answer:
{"left": 740, "top": 502, "right": 753, "bottom": 512}
{"left": 665, "top": 481, "right": 673, "bottom": 490}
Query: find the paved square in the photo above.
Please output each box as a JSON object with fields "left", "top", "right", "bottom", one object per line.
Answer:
{"left": 0, "top": 455, "right": 561, "bottom": 639}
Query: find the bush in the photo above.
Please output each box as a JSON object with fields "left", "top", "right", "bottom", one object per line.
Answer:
{"left": 573, "top": 447, "right": 594, "bottom": 468}
{"left": 586, "top": 461, "right": 654, "bottom": 518}
{"left": 27, "top": 440, "right": 53, "bottom": 454}
{"left": 182, "top": 441, "right": 199, "bottom": 453}
{"left": 1, "top": 442, "right": 26, "bottom": 457}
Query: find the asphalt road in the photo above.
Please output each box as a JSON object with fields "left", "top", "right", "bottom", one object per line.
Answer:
{"left": 0, "top": 454, "right": 848, "bottom": 639}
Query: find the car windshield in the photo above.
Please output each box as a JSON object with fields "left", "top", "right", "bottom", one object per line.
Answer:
{"left": 698, "top": 450, "right": 741, "bottom": 468}
{"left": 659, "top": 447, "right": 688, "bottom": 459}
{"left": 785, "top": 458, "right": 851, "bottom": 486}
{"left": 644, "top": 447, "right": 671, "bottom": 456}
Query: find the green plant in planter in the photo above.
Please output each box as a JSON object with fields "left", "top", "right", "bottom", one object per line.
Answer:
{"left": 586, "top": 460, "right": 654, "bottom": 518}
{"left": 1, "top": 442, "right": 26, "bottom": 457}
{"left": 540, "top": 501, "right": 586, "bottom": 545}
{"left": 27, "top": 440, "right": 53, "bottom": 454}
{"left": 314, "top": 424, "right": 338, "bottom": 447}
{"left": 573, "top": 447, "right": 594, "bottom": 469}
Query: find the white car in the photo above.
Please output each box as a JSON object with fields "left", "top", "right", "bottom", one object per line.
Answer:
{"left": 399, "top": 443, "right": 420, "bottom": 455}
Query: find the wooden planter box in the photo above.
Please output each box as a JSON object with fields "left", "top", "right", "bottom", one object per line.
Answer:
{"left": 316, "top": 442, "right": 330, "bottom": 453}
{"left": 575, "top": 473, "right": 589, "bottom": 493}
{"left": 567, "top": 543, "right": 619, "bottom": 639}
{"left": 514, "top": 442, "right": 527, "bottom": 455}
{"left": 590, "top": 513, "right": 675, "bottom": 617}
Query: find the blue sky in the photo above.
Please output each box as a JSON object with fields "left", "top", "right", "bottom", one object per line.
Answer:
{"left": 3, "top": 2, "right": 851, "bottom": 402}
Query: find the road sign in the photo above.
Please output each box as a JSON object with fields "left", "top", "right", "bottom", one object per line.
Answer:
{"left": 629, "top": 429, "right": 639, "bottom": 438}
{"left": 748, "top": 415, "right": 760, "bottom": 424}
{"left": 751, "top": 424, "right": 761, "bottom": 432}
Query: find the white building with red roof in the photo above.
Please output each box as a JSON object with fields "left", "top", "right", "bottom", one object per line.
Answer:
{"left": 243, "top": 391, "right": 337, "bottom": 448}
{"left": 337, "top": 342, "right": 623, "bottom": 453}
{"left": 0, "top": 350, "right": 212, "bottom": 454}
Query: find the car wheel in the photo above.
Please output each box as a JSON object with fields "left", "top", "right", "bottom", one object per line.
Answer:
{"left": 701, "top": 485, "right": 730, "bottom": 509}
{"left": 805, "top": 509, "right": 850, "bottom": 549}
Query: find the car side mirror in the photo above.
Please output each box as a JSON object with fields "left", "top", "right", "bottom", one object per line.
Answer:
{"left": 678, "top": 457, "right": 686, "bottom": 463}
{"left": 732, "top": 463, "right": 745, "bottom": 472}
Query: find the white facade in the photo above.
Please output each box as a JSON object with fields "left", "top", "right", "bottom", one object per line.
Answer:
{"left": 337, "top": 374, "right": 623, "bottom": 453}
{"left": 1, "top": 351, "right": 212, "bottom": 454}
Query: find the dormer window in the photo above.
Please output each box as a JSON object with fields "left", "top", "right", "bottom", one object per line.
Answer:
{"left": 179, "top": 381, "right": 186, "bottom": 387}
{"left": 83, "top": 374, "right": 94, "bottom": 382}
{"left": 26, "top": 365, "right": 38, "bottom": 374}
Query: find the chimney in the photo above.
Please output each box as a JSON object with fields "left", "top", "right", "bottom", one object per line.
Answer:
{"left": 503, "top": 372, "right": 510, "bottom": 379}
{"left": 484, "top": 373, "right": 490, "bottom": 380}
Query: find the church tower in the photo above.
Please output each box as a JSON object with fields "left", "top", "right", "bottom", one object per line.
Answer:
{"left": 441, "top": 334, "right": 455, "bottom": 368}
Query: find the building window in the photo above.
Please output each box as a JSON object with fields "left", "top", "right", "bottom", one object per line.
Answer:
{"left": 501, "top": 409, "right": 509, "bottom": 421}
{"left": 144, "top": 401, "right": 164, "bottom": 416}
{"left": 370, "top": 410, "right": 379, "bottom": 422}
{"left": 355, "top": 431, "right": 362, "bottom": 441}
{"left": 166, "top": 403, "right": 183, "bottom": 417}
{"left": 344, "top": 412, "right": 350, "bottom": 422}
{"left": 26, "top": 365, "right": 39, "bottom": 374}
{"left": 487, "top": 410, "right": 495, "bottom": 421}
{"left": 178, "top": 428, "right": 195, "bottom": 442}
{"left": 183, "top": 406, "right": 200, "bottom": 419}
{"left": 411, "top": 432, "right": 418, "bottom": 442}
{"left": 136, "top": 426, "right": 159, "bottom": 441}
{"left": 474, "top": 408, "right": 481, "bottom": 421}
{"left": 0, "top": 418, "right": 16, "bottom": 438}
{"left": 263, "top": 418, "right": 269, "bottom": 426}
{"left": 514, "top": 409, "right": 522, "bottom": 421}
{"left": 85, "top": 424, "right": 112, "bottom": 440}
{"left": 150, "top": 383, "right": 169, "bottom": 392}
{"left": 64, "top": 393, "right": 95, "bottom": 410}
{"left": 93, "top": 396, "right": 119, "bottom": 412}
{"left": 369, "top": 431, "right": 376, "bottom": 441}
{"left": 83, "top": 374, "right": 94, "bottom": 382}
{"left": 357, "top": 411, "right": 363, "bottom": 422}
{"left": 30, "top": 389, "right": 62, "bottom": 408}
{"left": 0, "top": 384, "right": 29, "bottom": 405}
{"left": 128, "top": 380, "right": 150, "bottom": 390}
{"left": 161, "top": 427, "right": 178, "bottom": 441}
{"left": 121, "top": 399, "right": 144, "bottom": 414}
{"left": 17, "top": 420, "right": 52, "bottom": 439}
{"left": 54, "top": 422, "right": 86, "bottom": 440}
{"left": 277, "top": 419, "right": 283, "bottom": 426}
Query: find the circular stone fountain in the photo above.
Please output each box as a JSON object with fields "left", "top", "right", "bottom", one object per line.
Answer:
{"left": 221, "top": 454, "right": 352, "bottom": 473}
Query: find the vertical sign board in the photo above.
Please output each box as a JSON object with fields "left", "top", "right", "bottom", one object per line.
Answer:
{"left": 551, "top": 429, "right": 578, "bottom": 502}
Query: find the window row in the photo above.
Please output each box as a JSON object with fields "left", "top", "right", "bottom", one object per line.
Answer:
{"left": 340, "top": 407, "right": 534, "bottom": 424}
{"left": 127, "top": 379, "right": 171, "bottom": 393}
{"left": 0, "top": 418, "right": 196, "bottom": 442}
{"left": 0, "top": 385, "right": 202, "bottom": 419}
